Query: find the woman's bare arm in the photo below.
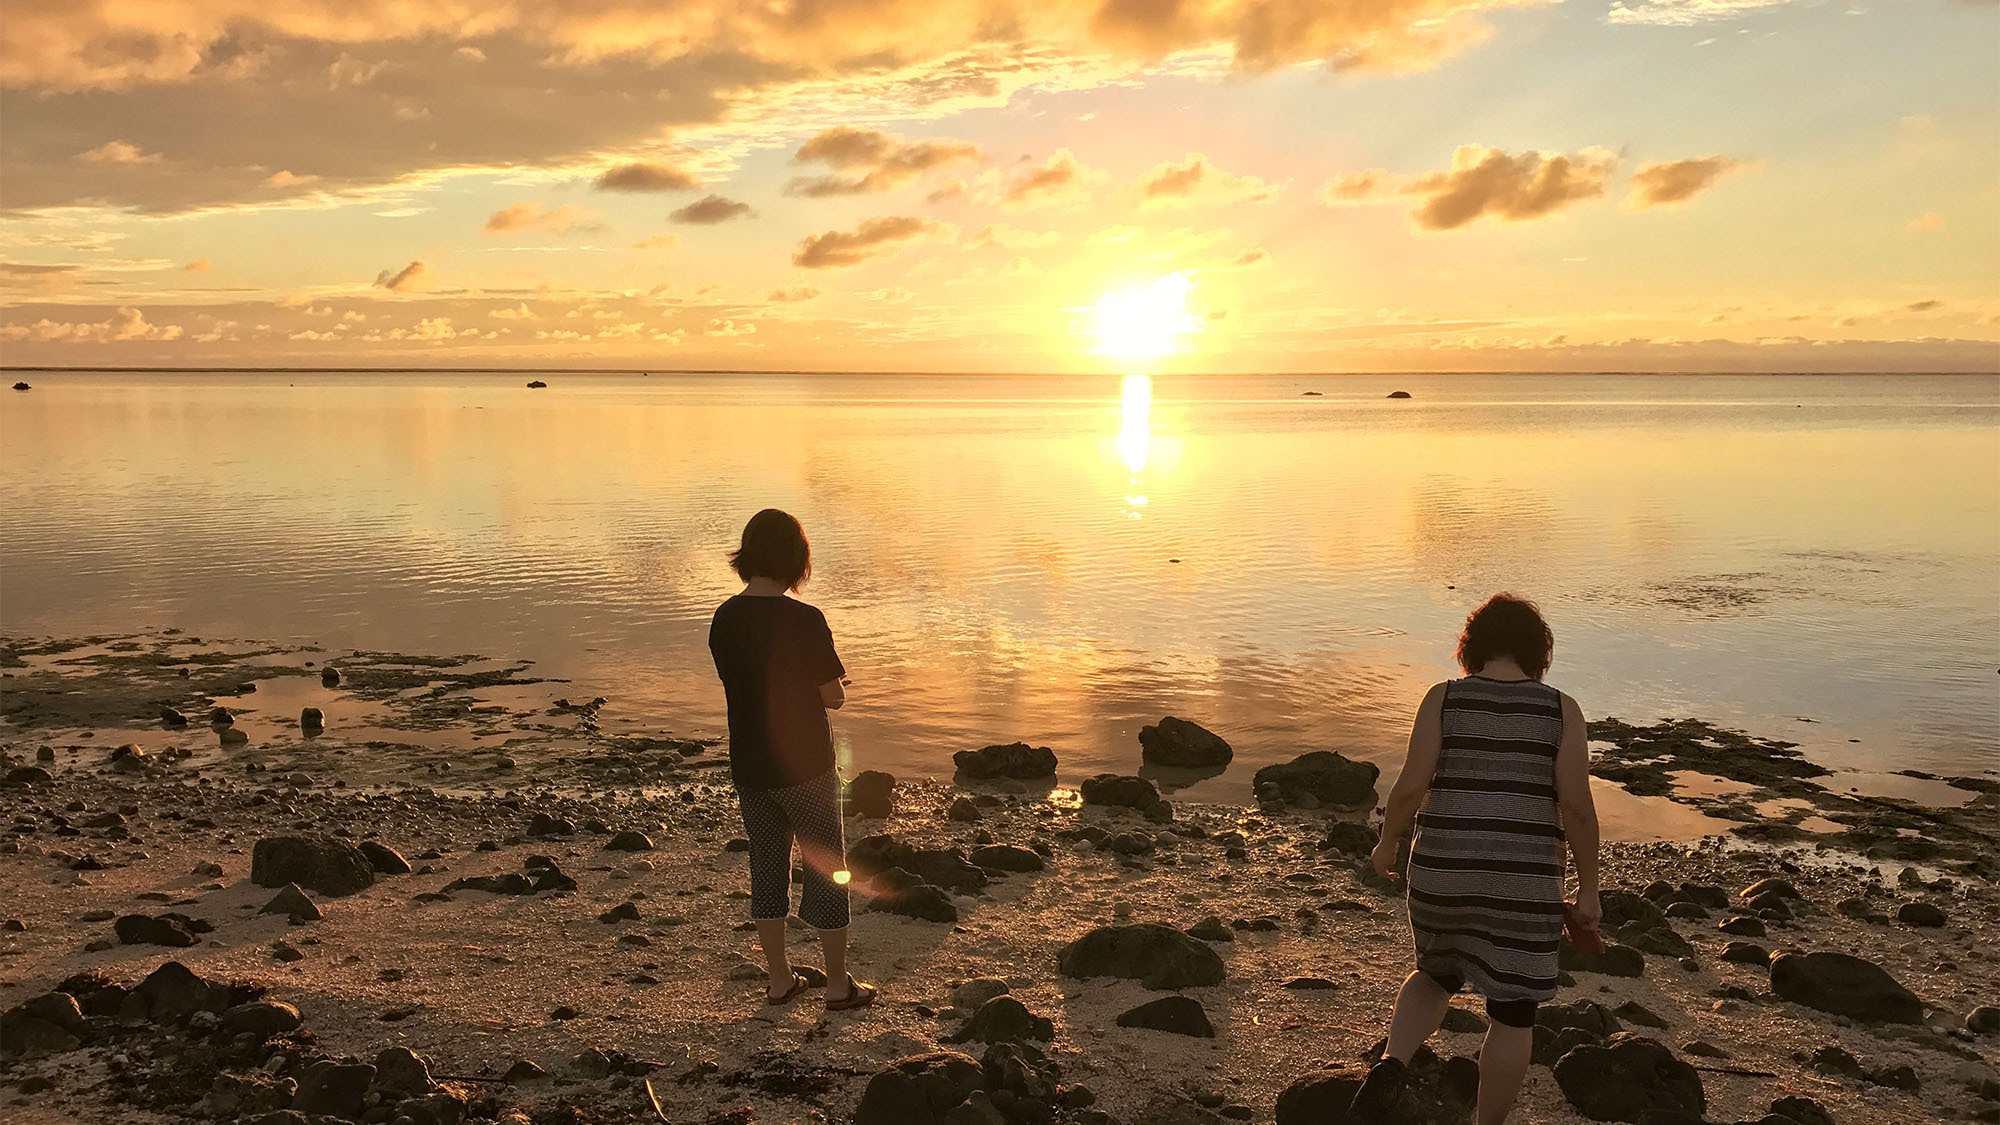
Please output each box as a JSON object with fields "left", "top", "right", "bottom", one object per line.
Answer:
{"left": 1555, "top": 692, "right": 1601, "bottom": 922}
{"left": 1372, "top": 682, "right": 1447, "bottom": 877}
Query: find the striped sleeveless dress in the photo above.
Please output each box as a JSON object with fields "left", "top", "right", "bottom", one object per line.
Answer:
{"left": 1406, "top": 676, "right": 1567, "bottom": 1003}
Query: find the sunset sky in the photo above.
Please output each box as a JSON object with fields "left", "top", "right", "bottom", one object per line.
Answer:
{"left": 2, "top": 0, "right": 1995, "bottom": 372}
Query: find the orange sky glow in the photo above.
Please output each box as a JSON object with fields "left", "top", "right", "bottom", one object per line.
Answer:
{"left": 1, "top": 0, "right": 1995, "bottom": 372}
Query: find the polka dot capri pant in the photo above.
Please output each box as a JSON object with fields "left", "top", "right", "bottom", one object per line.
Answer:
{"left": 735, "top": 768, "right": 850, "bottom": 930}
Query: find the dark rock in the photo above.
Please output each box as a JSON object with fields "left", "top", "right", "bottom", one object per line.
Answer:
{"left": 947, "top": 796, "right": 981, "bottom": 822}
{"left": 321, "top": 667, "right": 342, "bottom": 687}
{"left": 528, "top": 812, "right": 574, "bottom": 837}
{"left": 970, "top": 844, "right": 1044, "bottom": 872}
{"left": 1539, "top": 999, "right": 1622, "bottom": 1038}
{"left": 599, "top": 901, "right": 641, "bottom": 923}
{"left": 1387, "top": 390, "right": 1412, "bottom": 399}
{"left": 1274, "top": 1070, "right": 1363, "bottom": 1125}
{"left": 605, "top": 830, "right": 655, "bottom": 852}
{"left": 1252, "top": 751, "right": 1379, "bottom": 808}
{"left": 946, "top": 996, "right": 1054, "bottom": 1044}
{"left": 1186, "top": 915, "right": 1234, "bottom": 942}
{"left": 221, "top": 999, "right": 302, "bottom": 1036}
{"left": 4, "top": 765, "right": 53, "bottom": 785}
{"left": 251, "top": 836, "right": 375, "bottom": 897}
{"left": 1058, "top": 923, "right": 1226, "bottom": 989}
{"left": 357, "top": 840, "right": 411, "bottom": 874}
{"left": 1552, "top": 1034, "right": 1705, "bottom": 1123}
{"left": 1318, "top": 821, "right": 1376, "bottom": 857}
{"left": 295, "top": 1061, "right": 376, "bottom": 1119}
{"left": 502, "top": 1059, "right": 548, "bottom": 1084}
{"left": 866, "top": 867, "right": 958, "bottom": 923}
{"left": 1741, "top": 878, "right": 1800, "bottom": 901}
{"left": 160, "top": 707, "right": 188, "bottom": 727}
{"left": 1770, "top": 951, "right": 1923, "bottom": 1024}
{"left": 1718, "top": 915, "right": 1766, "bottom": 937}
{"left": 845, "top": 770, "right": 897, "bottom": 818}
{"left": 390, "top": 1090, "right": 465, "bottom": 1125}
{"left": 526, "top": 380, "right": 547, "bottom": 388}
{"left": 1079, "top": 773, "right": 1159, "bottom": 809}
{"left": 1116, "top": 995, "right": 1214, "bottom": 1037}
{"left": 374, "top": 1046, "right": 434, "bottom": 1098}
{"left": 115, "top": 913, "right": 200, "bottom": 947}
{"left": 1282, "top": 977, "right": 1339, "bottom": 991}
{"left": 853, "top": 1050, "right": 985, "bottom": 1125}
{"left": 1808, "top": 1045, "right": 1863, "bottom": 1078}
{"left": 133, "top": 961, "right": 232, "bottom": 1020}
{"left": 1768, "top": 1096, "right": 1835, "bottom": 1125}
{"left": 1102, "top": 830, "right": 1156, "bottom": 855}
{"left": 1720, "top": 941, "right": 1771, "bottom": 966}
{"left": 1968, "top": 1005, "right": 2000, "bottom": 1035}
{"left": 952, "top": 742, "right": 1058, "bottom": 780}
{"left": 1441, "top": 1007, "right": 1489, "bottom": 1033}
{"left": 1897, "top": 901, "right": 1946, "bottom": 927}
{"left": 259, "top": 883, "right": 322, "bottom": 921}
{"left": 443, "top": 873, "right": 535, "bottom": 895}
{"left": 300, "top": 707, "right": 324, "bottom": 731}
{"left": 1863, "top": 1063, "right": 1919, "bottom": 1091}
{"left": 847, "top": 835, "right": 988, "bottom": 892}
{"left": 209, "top": 706, "right": 234, "bottom": 726}
{"left": 1562, "top": 943, "right": 1645, "bottom": 978}
{"left": 1138, "top": 717, "right": 1233, "bottom": 769}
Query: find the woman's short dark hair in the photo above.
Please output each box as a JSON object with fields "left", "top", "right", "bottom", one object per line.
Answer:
{"left": 730, "top": 509, "right": 812, "bottom": 590}
{"left": 1456, "top": 593, "right": 1554, "bottom": 680}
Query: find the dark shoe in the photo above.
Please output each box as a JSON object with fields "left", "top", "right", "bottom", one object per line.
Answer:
{"left": 764, "top": 972, "right": 810, "bottom": 1005}
{"left": 1343, "top": 1057, "right": 1407, "bottom": 1123}
{"left": 824, "top": 973, "right": 878, "bottom": 1012}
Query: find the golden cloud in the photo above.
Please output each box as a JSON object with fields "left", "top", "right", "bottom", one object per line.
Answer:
{"left": 670, "top": 195, "right": 753, "bottom": 224}
{"left": 1627, "top": 155, "right": 1740, "bottom": 208}
{"left": 1406, "top": 146, "right": 1617, "bottom": 229}
{"left": 483, "top": 202, "right": 599, "bottom": 235}
{"left": 792, "top": 215, "right": 940, "bottom": 269}
{"left": 594, "top": 162, "right": 701, "bottom": 192}
{"left": 787, "top": 126, "right": 982, "bottom": 197}
{"left": 1133, "top": 153, "right": 1281, "bottom": 209}
{"left": 373, "top": 260, "right": 427, "bottom": 291}
{"left": 989, "top": 149, "right": 1104, "bottom": 210}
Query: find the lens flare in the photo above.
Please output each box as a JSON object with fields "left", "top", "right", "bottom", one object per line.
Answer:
{"left": 832, "top": 869, "right": 852, "bottom": 885}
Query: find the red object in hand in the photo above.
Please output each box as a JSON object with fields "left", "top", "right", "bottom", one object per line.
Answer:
{"left": 1562, "top": 903, "right": 1606, "bottom": 954}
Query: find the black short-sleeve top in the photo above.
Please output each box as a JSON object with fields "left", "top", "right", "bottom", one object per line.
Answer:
{"left": 707, "top": 594, "right": 846, "bottom": 791}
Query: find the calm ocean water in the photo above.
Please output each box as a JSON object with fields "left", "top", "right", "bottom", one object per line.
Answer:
{"left": 3, "top": 371, "right": 1996, "bottom": 818}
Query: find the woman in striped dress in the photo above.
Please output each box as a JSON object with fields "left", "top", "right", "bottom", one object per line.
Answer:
{"left": 1350, "top": 594, "right": 1600, "bottom": 1125}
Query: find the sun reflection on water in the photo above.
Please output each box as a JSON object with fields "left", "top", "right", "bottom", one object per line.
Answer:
{"left": 1117, "top": 374, "right": 1152, "bottom": 518}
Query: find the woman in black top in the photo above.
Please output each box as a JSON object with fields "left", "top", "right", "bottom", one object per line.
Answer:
{"left": 708, "top": 509, "right": 876, "bottom": 1011}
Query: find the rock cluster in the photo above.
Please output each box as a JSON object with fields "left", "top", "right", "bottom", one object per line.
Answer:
{"left": 1138, "top": 717, "right": 1232, "bottom": 769}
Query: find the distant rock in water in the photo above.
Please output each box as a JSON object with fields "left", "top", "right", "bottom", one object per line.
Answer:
{"left": 526, "top": 380, "right": 548, "bottom": 388}
{"left": 11, "top": 382, "right": 28, "bottom": 391}
{"left": 159, "top": 706, "right": 187, "bottom": 727}
{"left": 299, "top": 707, "right": 324, "bottom": 732}
{"left": 321, "top": 667, "right": 342, "bottom": 688}
{"left": 953, "top": 742, "right": 1057, "bottom": 780}
{"left": 1139, "top": 716, "right": 1232, "bottom": 769}
{"left": 1387, "top": 390, "right": 1412, "bottom": 399}
{"left": 1301, "top": 391, "right": 1322, "bottom": 396}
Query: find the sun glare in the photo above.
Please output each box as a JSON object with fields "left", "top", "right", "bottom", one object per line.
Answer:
{"left": 1094, "top": 273, "right": 1199, "bottom": 359}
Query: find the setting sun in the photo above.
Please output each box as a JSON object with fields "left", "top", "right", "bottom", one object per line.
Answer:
{"left": 1093, "top": 274, "right": 1200, "bottom": 359}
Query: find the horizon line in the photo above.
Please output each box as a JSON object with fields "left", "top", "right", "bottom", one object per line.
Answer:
{"left": 5, "top": 366, "right": 1996, "bottom": 378}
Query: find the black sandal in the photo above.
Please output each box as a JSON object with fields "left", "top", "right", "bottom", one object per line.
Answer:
{"left": 824, "top": 974, "right": 878, "bottom": 1012}
{"left": 764, "top": 972, "right": 810, "bottom": 1006}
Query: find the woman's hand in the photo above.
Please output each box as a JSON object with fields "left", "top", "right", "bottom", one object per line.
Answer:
{"left": 1572, "top": 887, "right": 1602, "bottom": 929}
{"left": 1370, "top": 837, "right": 1401, "bottom": 879}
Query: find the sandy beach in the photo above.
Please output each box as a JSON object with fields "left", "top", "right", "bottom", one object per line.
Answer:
{"left": 2, "top": 634, "right": 1995, "bottom": 1125}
